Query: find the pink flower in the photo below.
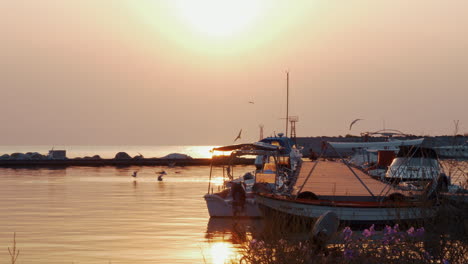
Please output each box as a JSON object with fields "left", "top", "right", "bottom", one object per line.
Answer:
{"left": 384, "top": 225, "right": 392, "bottom": 235}
{"left": 362, "top": 224, "right": 376, "bottom": 238}
{"left": 415, "top": 227, "right": 425, "bottom": 237}
{"left": 342, "top": 227, "right": 353, "bottom": 241}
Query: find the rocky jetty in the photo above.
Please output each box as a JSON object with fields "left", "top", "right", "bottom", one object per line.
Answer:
{"left": 161, "top": 153, "right": 193, "bottom": 159}
{"left": 0, "top": 150, "right": 240, "bottom": 167}
{"left": 114, "top": 152, "right": 132, "bottom": 160}
{"left": 0, "top": 152, "right": 48, "bottom": 160}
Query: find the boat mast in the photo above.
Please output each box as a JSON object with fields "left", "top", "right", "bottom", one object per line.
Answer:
{"left": 285, "top": 71, "right": 289, "bottom": 137}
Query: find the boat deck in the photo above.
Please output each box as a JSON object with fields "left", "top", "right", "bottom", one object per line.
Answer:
{"left": 293, "top": 160, "right": 403, "bottom": 198}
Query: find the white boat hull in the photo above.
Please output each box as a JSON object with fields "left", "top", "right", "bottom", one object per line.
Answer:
{"left": 435, "top": 145, "right": 468, "bottom": 159}
{"left": 329, "top": 139, "right": 424, "bottom": 150}
{"left": 255, "top": 194, "right": 436, "bottom": 223}
{"left": 204, "top": 194, "right": 262, "bottom": 218}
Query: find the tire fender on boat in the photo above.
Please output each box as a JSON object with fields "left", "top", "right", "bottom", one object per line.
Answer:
{"left": 384, "top": 192, "right": 407, "bottom": 202}
{"left": 297, "top": 191, "right": 319, "bottom": 200}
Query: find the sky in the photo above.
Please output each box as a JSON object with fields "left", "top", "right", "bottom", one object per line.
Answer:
{"left": 0, "top": 0, "right": 467, "bottom": 145}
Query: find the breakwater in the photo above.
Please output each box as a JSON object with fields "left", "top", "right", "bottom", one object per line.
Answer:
{"left": 0, "top": 157, "right": 254, "bottom": 168}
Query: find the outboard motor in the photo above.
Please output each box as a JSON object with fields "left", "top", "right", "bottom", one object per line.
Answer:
{"left": 231, "top": 182, "right": 246, "bottom": 216}
{"left": 436, "top": 173, "right": 450, "bottom": 193}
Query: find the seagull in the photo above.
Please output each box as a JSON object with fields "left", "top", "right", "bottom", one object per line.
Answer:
{"left": 234, "top": 129, "right": 242, "bottom": 142}
{"left": 131, "top": 171, "right": 138, "bottom": 177}
{"left": 349, "top": 119, "right": 363, "bottom": 130}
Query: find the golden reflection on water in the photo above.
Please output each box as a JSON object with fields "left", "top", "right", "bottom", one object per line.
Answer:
{"left": 205, "top": 218, "right": 260, "bottom": 263}
{"left": 210, "top": 176, "right": 226, "bottom": 187}
{"left": 209, "top": 241, "right": 236, "bottom": 264}
{"left": 0, "top": 165, "right": 257, "bottom": 263}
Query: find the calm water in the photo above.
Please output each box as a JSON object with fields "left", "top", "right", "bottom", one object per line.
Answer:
{"left": 0, "top": 165, "right": 257, "bottom": 264}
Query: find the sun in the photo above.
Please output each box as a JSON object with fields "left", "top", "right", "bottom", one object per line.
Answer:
{"left": 172, "top": 0, "right": 263, "bottom": 38}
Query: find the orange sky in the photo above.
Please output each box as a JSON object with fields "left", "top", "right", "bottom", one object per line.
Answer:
{"left": 0, "top": 0, "right": 467, "bottom": 145}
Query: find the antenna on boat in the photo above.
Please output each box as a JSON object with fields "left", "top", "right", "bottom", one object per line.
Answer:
{"left": 285, "top": 70, "right": 290, "bottom": 137}
{"left": 453, "top": 120, "right": 460, "bottom": 135}
{"left": 289, "top": 116, "right": 299, "bottom": 144}
{"left": 259, "top": 124, "right": 264, "bottom": 140}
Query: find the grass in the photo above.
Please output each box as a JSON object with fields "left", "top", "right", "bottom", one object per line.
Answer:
{"left": 8, "top": 233, "right": 19, "bottom": 264}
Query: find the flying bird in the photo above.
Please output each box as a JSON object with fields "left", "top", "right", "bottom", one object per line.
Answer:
{"left": 248, "top": 101, "right": 255, "bottom": 104}
{"left": 131, "top": 171, "right": 138, "bottom": 177}
{"left": 349, "top": 119, "right": 363, "bottom": 130}
{"left": 234, "top": 129, "right": 242, "bottom": 142}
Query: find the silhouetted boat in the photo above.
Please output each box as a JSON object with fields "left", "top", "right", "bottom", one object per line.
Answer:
{"left": 204, "top": 136, "right": 302, "bottom": 218}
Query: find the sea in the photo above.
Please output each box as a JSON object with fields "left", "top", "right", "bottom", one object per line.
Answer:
{"left": 0, "top": 146, "right": 466, "bottom": 263}
{"left": 0, "top": 146, "right": 256, "bottom": 264}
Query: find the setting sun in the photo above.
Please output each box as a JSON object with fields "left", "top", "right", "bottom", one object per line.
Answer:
{"left": 172, "top": 0, "right": 263, "bottom": 38}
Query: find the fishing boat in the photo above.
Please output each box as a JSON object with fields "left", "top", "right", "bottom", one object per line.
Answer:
{"left": 255, "top": 152, "right": 441, "bottom": 224}
{"left": 204, "top": 137, "right": 301, "bottom": 218}
{"left": 204, "top": 143, "right": 281, "bottom": 218}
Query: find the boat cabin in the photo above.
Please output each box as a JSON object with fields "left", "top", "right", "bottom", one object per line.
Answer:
{"left": 385, "top": 146, "right": 441, "bottom": 181}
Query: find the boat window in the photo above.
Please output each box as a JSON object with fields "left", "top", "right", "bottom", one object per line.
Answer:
{"left": 263, "top": 163, "right": 276, "bottom": 172}
{"left": 270, "top": 141, "right": 281, "bottom": 146}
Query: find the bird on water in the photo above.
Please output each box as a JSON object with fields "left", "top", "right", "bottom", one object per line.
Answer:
{"left": 157, "top": 171, "right": 167, "bottom": 181}
{"left": 132, "top": 171, "right": 138, "bottom": 177}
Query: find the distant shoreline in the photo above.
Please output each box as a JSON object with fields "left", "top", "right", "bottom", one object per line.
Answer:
{"left": 0, "top": 157, "right": 254, "bottom": 168}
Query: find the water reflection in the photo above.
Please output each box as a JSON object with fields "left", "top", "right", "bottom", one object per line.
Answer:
{"left": 157, "top": 181, "right": 166, "bottom": 191}
{"left": 0, "top": 166, "right": 218, "bottom": 263}
{"left": 205, "top": 218, "right": 263, "bottom": 263}
{"left": 209, "top": 242, "right": 236, "bottom": 264}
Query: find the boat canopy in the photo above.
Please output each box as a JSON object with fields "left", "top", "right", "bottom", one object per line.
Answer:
{"left": 213, "top": 143, "right": 281, "bottom": 152}
{"left": 328, "top": 138, "right": 424, "bottom": 149}
{"left": 259, "top": 136, "right": 296, "bottom": 155}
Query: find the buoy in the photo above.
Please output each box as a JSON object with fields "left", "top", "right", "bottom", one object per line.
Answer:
{"left": 311, "top": 211, "right": 340, "bottom": 244}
